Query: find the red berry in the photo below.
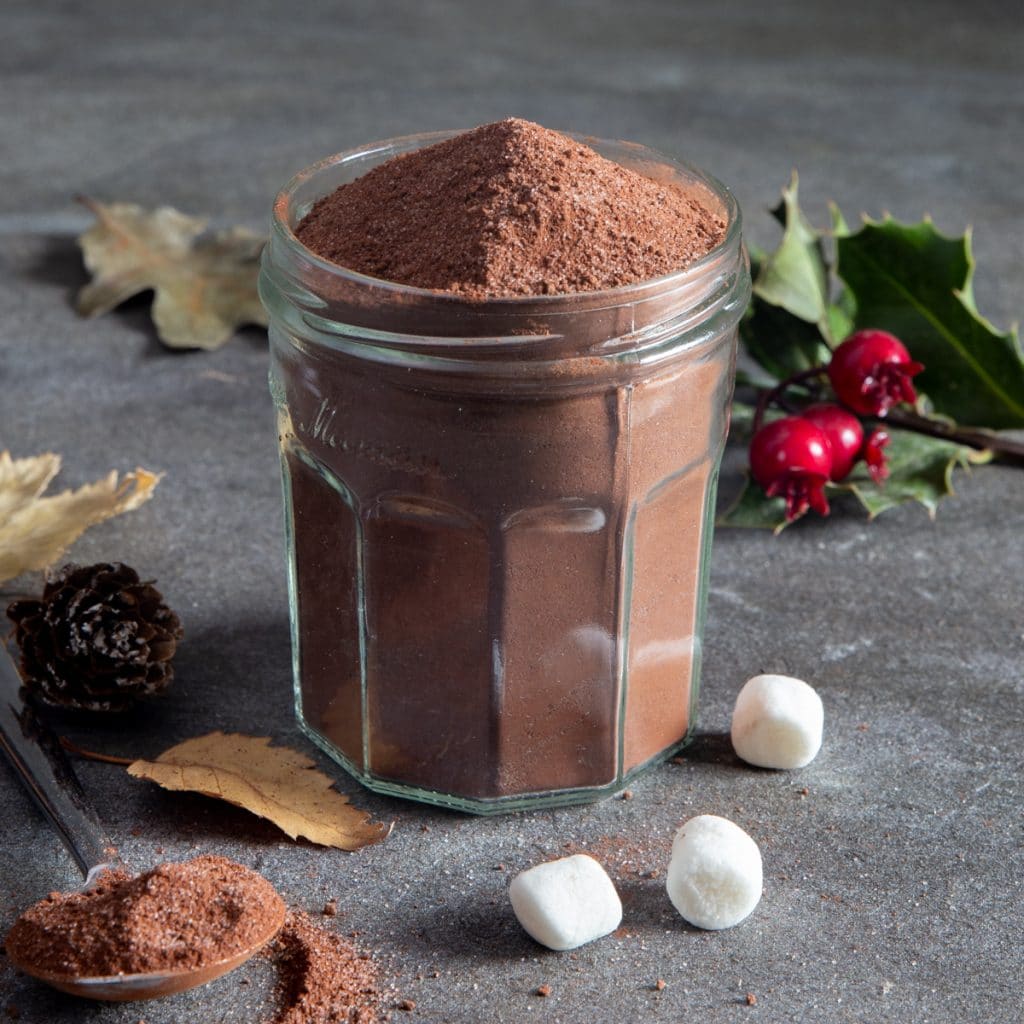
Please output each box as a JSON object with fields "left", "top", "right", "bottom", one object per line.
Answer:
{"left": 827, "top": 329, "right": 924, "bottom": 416}
{"left": 862, "top": 428, "right": 891, "bottom": 483}
{"left": 749, "top": 416, "right": 832, "bottom": 521}
{"left": 801, "top": 404, "right": 864, "bottom": 481}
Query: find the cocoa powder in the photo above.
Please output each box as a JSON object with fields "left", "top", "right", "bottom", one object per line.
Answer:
{"left": 4, "top": 856, "right": 284, "bottom": 978}
{"left": 295, "top": 117, "right": 725, "bottom": 298}
{"left": 280, "top": 330, "right": 732, "bottom": 799}
{"left": 269, "top": 911, "right": 383, "bottom": 1024}
{"left": 272, "top": 117, "right": 741, "bottom": 807}
{"left": 6, "top": 858, "right": 385, "bottom": 1022}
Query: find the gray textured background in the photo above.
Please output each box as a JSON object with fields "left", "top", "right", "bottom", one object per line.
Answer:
{"left": 2, "top": 1, "right": 1022, "bottom": 1021}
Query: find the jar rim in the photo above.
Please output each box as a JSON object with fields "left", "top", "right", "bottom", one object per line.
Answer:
{"left": 269, "top": 128, "right": 743, "bottom": 312}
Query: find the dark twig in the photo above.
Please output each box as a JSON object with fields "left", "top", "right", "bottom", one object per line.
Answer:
{"left": 59, "top": 736, "right": 134, "bottom": 766}
{"left": 752, "top": 366, "right": 827, "bottom": 434}
{"left": 884, "top": 409, "right": 1024, "bottom": 466}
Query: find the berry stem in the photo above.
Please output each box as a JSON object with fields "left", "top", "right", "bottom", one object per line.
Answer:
{"left": 752, "top": 366, "right": 827, "bottom": 434}
{"left": 747, "top": 364, "right": 1024, "bottom": 467}
{"left": 883, "top": 409, "right": 1024, "bottom": 466}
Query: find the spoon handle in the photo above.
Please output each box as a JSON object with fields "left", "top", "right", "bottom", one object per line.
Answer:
{"left": 0, "top": 645, "right": 120, "bottom": 884}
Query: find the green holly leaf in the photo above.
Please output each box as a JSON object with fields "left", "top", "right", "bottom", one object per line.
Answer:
{"left": 826, "top": 289, "right": 856, "bottom": 348}
{"left": 837, "top": 216, "right": 1024, "bottom": 429}
{"left": 829, "top": 201, "right": 851, "bottom": 239}
{"left": 823, "top": 204, "right": 856, "bottom": 343}
{"left": 716, "top": 475, "right": 790, "bottom": 533}
{"left": 734, "top": 366, "right": 778, "bottom": 391}
{"left": 747, "top": 242, "right": 769, "bottom": 279}
{"left": 835, "top": 427, "right": 992, "bottom": 519}
{"left": 716, "top": 421, "right": 989, "bottom": 533}
{"left": 756, "top": 172, "right": 831, "bottom": 331}
{"left": 742, "top": 173, "right": 834, "bottom": 379}
{"left": 741, "top": 299, "right": 832, "bottom": 380}
{"left": 725, "top": 398, "right": 764, "bottom": 443}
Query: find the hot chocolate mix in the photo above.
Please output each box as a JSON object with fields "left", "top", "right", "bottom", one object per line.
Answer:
{"left": 296, "top": 118, "right": 723, "bottom": 297}
{"left": 270, "top": 910, "right": 383, "bottom": 1024}
{"left": 4, "top": 855, "right": 284, "bottom": 977}
{"left": 6, "top": 858, "right": 385, "bottom": 1022}
{"left": 272, "top": 118, "right": 740, "bottom": 805}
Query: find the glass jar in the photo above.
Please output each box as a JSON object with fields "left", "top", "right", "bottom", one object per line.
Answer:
{"left": 260, "top": 131, "right": 749, "bottom": 813}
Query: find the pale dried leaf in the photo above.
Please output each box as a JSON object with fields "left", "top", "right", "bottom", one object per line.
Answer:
{"left": 0, "top": 451, "right": 61, "bottom": 523}
{"left": 0, "top": 452, "right": 160, "bottom": 583}
{"left": 76, "top": 197, "right": 267, "bottom": 350}
{"left": 127, "top": 732, "right": 390, "bottom": 851}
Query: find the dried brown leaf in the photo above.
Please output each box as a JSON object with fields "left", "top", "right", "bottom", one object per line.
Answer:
{"left": 126, "top": 732, "right": 390, "bottom": 851}
{"left": 76, "top": 197, "right": 267, "bottom": 350}
{"left": 0, "top": 451, "right": 160, "bottom": 583}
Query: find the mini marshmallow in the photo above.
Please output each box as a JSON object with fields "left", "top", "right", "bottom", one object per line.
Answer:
{"left": 509, "top": 854, "right": 622, "bottom": 951}
{"left": 666, "top": 814, "right": 762, "bottom": 930}
{"left": 730, "top": 673, "right": 824, "bottom": 769}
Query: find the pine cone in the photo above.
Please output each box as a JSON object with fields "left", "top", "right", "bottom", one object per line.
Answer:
{"left": 6, "top": 562, "right": 183, "bottom": 712}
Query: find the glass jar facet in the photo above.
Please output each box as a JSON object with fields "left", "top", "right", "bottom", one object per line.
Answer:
{"left": 261, "top": 133, "right": 749, "bottom": 813}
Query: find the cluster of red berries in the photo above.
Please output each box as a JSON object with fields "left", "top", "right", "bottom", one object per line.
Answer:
{"left": 749, "top": 329, "right": 924, "bottom": 521}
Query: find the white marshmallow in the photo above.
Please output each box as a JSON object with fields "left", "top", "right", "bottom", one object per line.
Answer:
{"left": 509, "top": 854, "right": 622, "bottom": 951}
{"left": 730, "top": 673, "right": 824, "bottom": 769}
{"left": 666, "top": 814, "right": 763, "bottom": 930}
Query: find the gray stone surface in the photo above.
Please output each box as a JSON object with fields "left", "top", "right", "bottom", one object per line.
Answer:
{"left": 1, "top": 1, "right": 1022, "bottom": 1021}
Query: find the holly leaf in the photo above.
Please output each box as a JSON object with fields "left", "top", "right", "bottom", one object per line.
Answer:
{"left": 77, "top": 198, "right": 267, "bottom": 350}
{"left": 755, "top": 171, "right": 831, "bottom": 329}
{"left": 0, "top": 451, "right": 160, "bottom": 583}
{"left": 126, "top": 732, "right": 390, "bottom": 850}
{"left": 716, "top": 475, "right": 790, "bottom": 533}
{"left": 741, "top": 298, "right": 831, "bottom": 380}
{"left": 746, "top": 242, "right": 769, "bottom": 281}
{"left": 837, "top": 216, "right": 1024, "bottom": 428}
{"left": 829, "top": 201, "right": 851, "bottom": 240}
{"left": 835, "top": 427, "right": 991, "bottom": 519}
{"left": 727, "top": 398, "right": 756, "bottom": 434}
{"left": 742, "top": 173, "right": 834, "bottom": 379}
{"left": 825, "top": 205, "right": 857, "bottom": 341}
{"left": 825, "top": 289, "right": 856, "bottom": 350}
{"left": 716, "top": 425, "right": 988, "bottom": 532}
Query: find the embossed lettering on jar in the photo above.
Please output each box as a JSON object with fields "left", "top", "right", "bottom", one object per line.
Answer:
{"left": 260, "top": 129, "right": 750, "bottom": 813}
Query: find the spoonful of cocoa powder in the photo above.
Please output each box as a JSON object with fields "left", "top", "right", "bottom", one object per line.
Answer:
{"left": 4, "top": 855, "right": 286, "bottom": 1000}
{"left": 0, "top": 647, "right": 285, "bottom": 1000}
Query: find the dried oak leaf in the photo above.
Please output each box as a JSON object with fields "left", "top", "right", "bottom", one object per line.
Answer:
{"left": 127, "top": 732, "right": 390, "bottom": 851}
{"left": 76, "top": 197, "right": 267, "bottom": 350}
{"left": 0, "top": 451, "right": 160, "bottom": 584}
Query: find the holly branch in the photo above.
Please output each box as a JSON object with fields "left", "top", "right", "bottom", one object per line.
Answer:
{"left": 720, "top": 173, "right": 1024, "bottom": 531}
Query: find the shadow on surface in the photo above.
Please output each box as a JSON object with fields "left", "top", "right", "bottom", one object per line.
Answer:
{"left": 24, "top": 232, "right": 166, "bottom": 354}
{"left": 130, "top": 785, "right": 301, "bottom": 849}
{"left": 1, "top": 944, "right": 279, "bottom": 1024}
{"left": 22, "top": 233, "right": 89, "bottom": 295}
{"left": 617, "top": 876, "right": 689, "bottom": 933}
{"left": 680, "top": 730, "right": 742, "bottom": 767}
{"left": 394, "top": 891, "right": 525, "bottom": 962}
{"left": 171, "top": 615, "right": 294, "bottom": 724}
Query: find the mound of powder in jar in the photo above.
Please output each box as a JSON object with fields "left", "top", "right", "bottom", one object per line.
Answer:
{"left": 295, "top": 117, "right": 726, "bottom": 299}
{"left": 4, "top": 855, "right": 284, "bottom": 977}
{"left": 269, "top": 911, "right": 384, "bottom": 1024}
